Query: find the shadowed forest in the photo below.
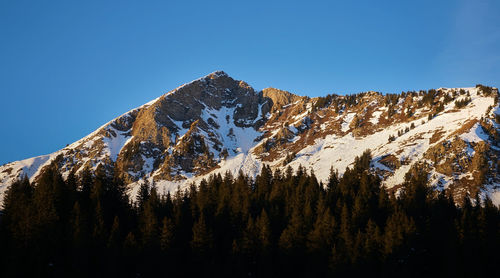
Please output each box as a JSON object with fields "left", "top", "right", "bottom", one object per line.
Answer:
{"left": 0, "top": 151, "right": 499, "bottom": 277}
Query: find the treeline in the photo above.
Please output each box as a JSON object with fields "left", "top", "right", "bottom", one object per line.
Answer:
{"left": 1, "top": 151, "right": 499, "bottom": 277}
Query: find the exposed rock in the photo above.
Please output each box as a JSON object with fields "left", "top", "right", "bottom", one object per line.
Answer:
{"left": 262, "top": 88, "right": 304, "bottom": 112}
{"left": 0, "top": 72, "right": 499, "bottom": 206}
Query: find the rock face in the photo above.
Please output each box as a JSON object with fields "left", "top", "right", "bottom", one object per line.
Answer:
{"left": 1, "top": 72, "right": 499, "bottom": 205}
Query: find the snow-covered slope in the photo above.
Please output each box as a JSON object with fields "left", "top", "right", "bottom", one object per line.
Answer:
{"left": 1, "top": 72, "right": 499, "bottom": 206}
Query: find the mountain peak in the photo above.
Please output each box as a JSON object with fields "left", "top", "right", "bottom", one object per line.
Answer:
{"left": 1, "top": 78, "right": 499, "bottom": 208}
{"left": 167, "top": 70, "right": 233, "bottom": 95}
{"left": 168, "top": 70, "right": 251, "bottom": 100}
{"left": 206, "top": 70, "right": 228, "bottom": 79}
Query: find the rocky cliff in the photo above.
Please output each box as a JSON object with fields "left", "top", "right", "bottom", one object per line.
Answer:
{"left": 1, "top": 72, "right": 499, "bottom": 205}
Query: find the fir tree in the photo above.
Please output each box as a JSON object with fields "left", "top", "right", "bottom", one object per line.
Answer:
{"left": 191, "top": 212, "right": 213, "bottom": 255}
{"left": 160, "top": 217, "right": 174, "bottom": 251}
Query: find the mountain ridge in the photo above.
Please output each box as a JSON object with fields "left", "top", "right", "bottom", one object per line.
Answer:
{"left": 1, "top": 72, "right": 499, "bottom": 206}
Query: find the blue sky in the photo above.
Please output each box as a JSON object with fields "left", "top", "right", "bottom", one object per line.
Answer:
{"left": 1, "top": 0, "right": 499, "bottom": 164}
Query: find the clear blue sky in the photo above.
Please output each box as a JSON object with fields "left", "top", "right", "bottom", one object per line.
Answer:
{"left": 1, "top": 0, "right": 499, "bottom": 164}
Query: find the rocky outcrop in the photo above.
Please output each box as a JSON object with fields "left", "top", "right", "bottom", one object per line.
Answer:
{"left": 0, "top": 74, "right": 499, "bottom": 206}
{"left": 262, "top": 88, "right": 304, "bottom": 112}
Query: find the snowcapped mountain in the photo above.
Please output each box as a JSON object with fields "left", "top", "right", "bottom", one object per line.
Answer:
{"left": 1, "top": 71, "right": 499, "bottom": 206}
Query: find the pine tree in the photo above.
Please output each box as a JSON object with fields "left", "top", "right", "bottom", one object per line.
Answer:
{"left": 307, "top": 207, "right": 335, "bottom": 254}
{"left": 92, "top": 201, "right": 106, "bottom": 244}
{"left": 256, "top": 165, "right": 273, "bottom": 203}
{"left": 383, "top": 208, "right": 416, "bottom": 256}
{"left": 107, "top": 216, "right": 121, "bottom": 250}
{"left": 141, "top": 201, "right": 159, "bottom": 249}
{"left": 136, "top": 179, "right": 151, "bottom": 209}
{"left": 191, "top": 212, "right": 213, "bottom": 255}
{"left": 32, "top": 165, "right": 65, "bottom": 249}
{"left": 351, "top": 230, "right": 365, "bottom": 265}
{"left": 123, "top": 232, "right": 138, "bottom": 260}
{"left": 256, "top": 209, "right": 271, "bottom": 252}
{"left": 327, "top": 167, "right": 339, "bottom": 191}
{"left": 241, "top": 216, "right": 257, "bottom": 257}
{"left": 364, "top": 219, "right": 382, "bottom": 261}
{"left": 279, "top": 209, "right": 305, "bottom": 253}
{"left": 79, "top": 167, "right": 93, "bottom": 197}
{"left": 160, "top": 217, "right": 174, "bottom": 251}
{"left": 340, "top": 203, "right": 353, "bottom": 252}
{"left": 71, "top": 201, "right": 88, "bottom": 249}
{"left": 2, "top": 176, "right": 34, "bottom": 247}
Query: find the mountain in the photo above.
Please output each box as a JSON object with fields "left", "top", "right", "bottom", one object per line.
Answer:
{"left": 1, "top": 71, "right": 499, "bottom": 206}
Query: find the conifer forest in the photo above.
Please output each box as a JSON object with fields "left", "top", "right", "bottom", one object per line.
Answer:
{"left": 1, "top": 151, "right": 499, "bottom": 277}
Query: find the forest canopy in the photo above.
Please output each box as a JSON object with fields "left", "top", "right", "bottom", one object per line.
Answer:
{"left": 0, "top": 150, "right": 499, "bottom": 277}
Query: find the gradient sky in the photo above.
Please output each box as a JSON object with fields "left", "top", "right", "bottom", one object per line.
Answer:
{"left": 1, "top": 0, "right": 499, "bottom": 164}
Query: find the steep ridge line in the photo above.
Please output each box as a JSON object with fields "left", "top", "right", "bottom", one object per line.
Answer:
{"left": 0, "top": 72, "right": 499, "bottom": 206}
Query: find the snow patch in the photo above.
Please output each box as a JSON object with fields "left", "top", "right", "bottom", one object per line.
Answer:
{"left": 341, "top": 113, "right": 356, "bottom": 132}
{"left": 101, "top": 127, "right": 133, "bottom": 161}
{"left": 370, "top": 110, "right": 383, "bottom": 125}
{"left": 459, "top": 123, "right": 489, "bottom": 143}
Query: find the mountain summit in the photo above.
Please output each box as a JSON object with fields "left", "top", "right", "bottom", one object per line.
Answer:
{"left": 1, "top": 73, "right": 499, "bottom": 205}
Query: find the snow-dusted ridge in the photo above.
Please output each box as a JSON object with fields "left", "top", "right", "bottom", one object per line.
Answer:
{"left": 1, "top": 75, "right": 499, "bottom": 207}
